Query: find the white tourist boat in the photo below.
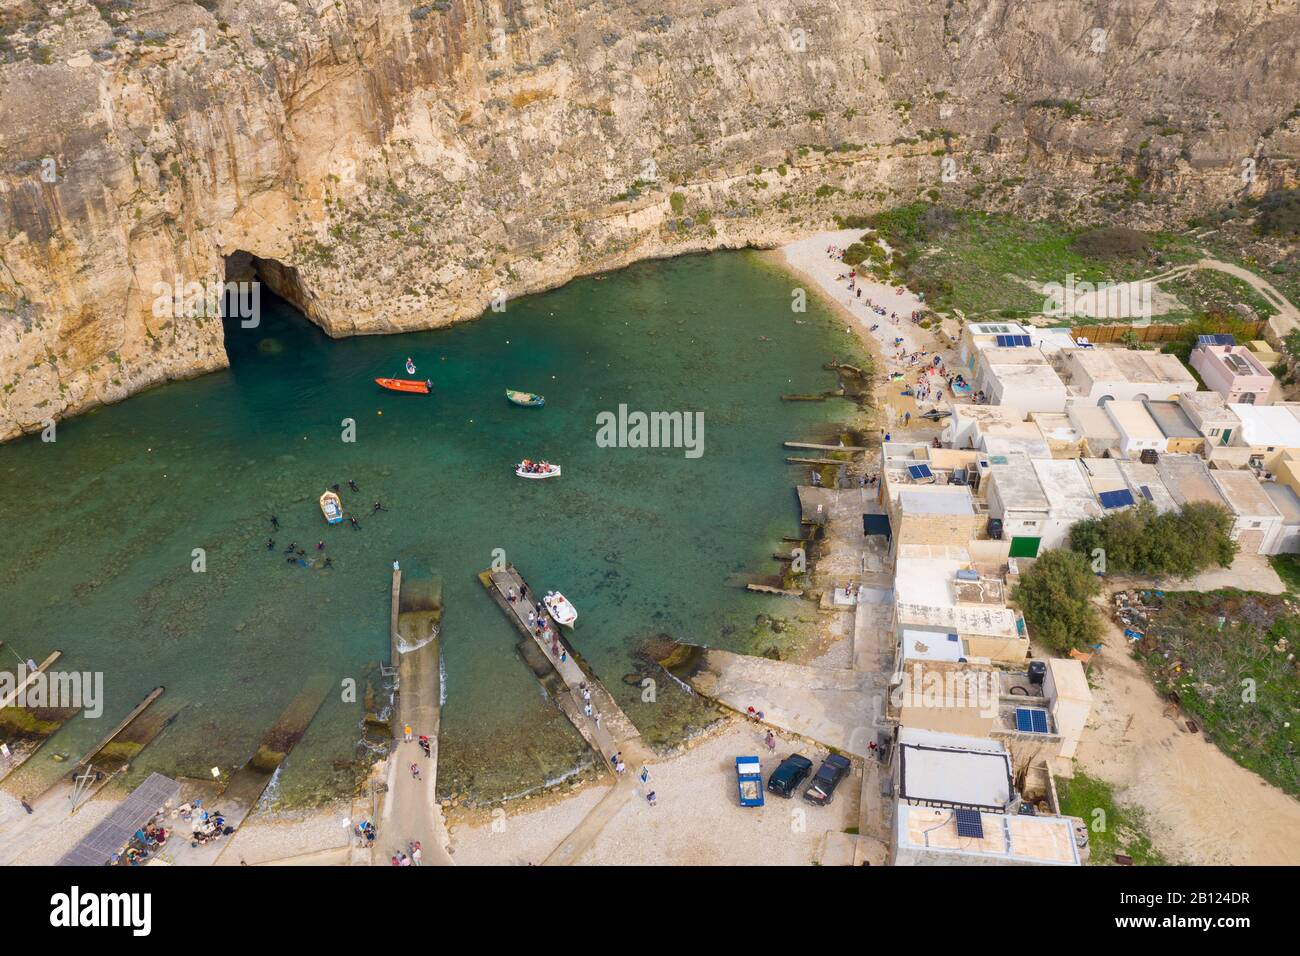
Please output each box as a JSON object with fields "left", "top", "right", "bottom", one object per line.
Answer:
{"left": 515, "top": 460, "right": 561, "bottom": 479}
{"left": 544, "top": 591, "right": 577, "bottom": 628}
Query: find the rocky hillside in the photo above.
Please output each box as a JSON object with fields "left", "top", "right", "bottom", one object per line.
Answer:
{"left": 1, "top": 0, "right": 1297, "bottom": 439}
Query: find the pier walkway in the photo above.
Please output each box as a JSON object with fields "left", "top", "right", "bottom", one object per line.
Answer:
{"left": 482, "top": 566, "right": 654, "bottom": 865}
{"left": 381, "top": 567, "right": 453, "bottom": 866}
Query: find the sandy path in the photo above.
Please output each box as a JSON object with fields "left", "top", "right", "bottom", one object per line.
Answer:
{"left": 1075, "top": 606, "right": 1300, "bottom": 865}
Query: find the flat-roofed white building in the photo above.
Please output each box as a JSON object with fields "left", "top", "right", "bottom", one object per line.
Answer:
{"left": 1209, "top": 469, "right": 1284, "bottom": 554}
{"left": 1030, "top": 458, "right": 1103, "bottom": 547}
{"left": 1115, "top": 460, "right": 1179, "bottom": 514}
{"left": 976, "top": 347, "right": 1070, "bottom": 418}
{"left": 985, "top": 456, "right": 1052, "bottom": 558}
{"left": 895, "top": 728, "right": 1012, "bottom": 812}
{"left": 1103, "top": 399, "right": 1167, "bottom": 459}
{"left": 1060, "top": 348, "right": 1198, "bottom": 404}
{"left": 893, "top": 802, "right": 1083, "bottom": 866}
{"left": 1067, "top": 404, "right": 1122, "bottom": 457}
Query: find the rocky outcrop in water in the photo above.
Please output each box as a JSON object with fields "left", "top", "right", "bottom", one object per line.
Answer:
{"left": 1, "top": 0, "right": 1297, "bottom": 439}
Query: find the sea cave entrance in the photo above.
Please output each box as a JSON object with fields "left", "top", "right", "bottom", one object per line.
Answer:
{"left": 221, "top": 251, "right": 328, "bottom": 369}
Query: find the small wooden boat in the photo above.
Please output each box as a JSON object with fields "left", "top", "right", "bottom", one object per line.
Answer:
{"left": 320, "top": 491, "right": 344, "bottom": 524}
{"left": 515, "top": 460, "right": 561, "bottom": 479}
{"left": 376, "top": 378, "right": 430, "bottom": 395}
{"left": 544, "top": 591, "right": 577, "bottom": 628}
{"left": 506, "top": 389, "right": 545, "bottom": 407}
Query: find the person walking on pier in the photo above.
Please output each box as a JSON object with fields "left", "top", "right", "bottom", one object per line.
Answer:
{"left": 404, "top": 724, "right": 412, "bottom": 743}
{"left": 410, "top": 763, "right": 421, "bottom": 781}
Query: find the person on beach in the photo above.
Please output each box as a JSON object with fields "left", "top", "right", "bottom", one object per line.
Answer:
{"left": 20, "top": 796, "right": 33, "bottom": 815}
{"left": 646, "top": 791, "right": 657, "bottom": 807}
{"left": 765, "top": 730, "right": 776, "bottom": 752}
{"left": 410, "top": 841, "right": 422, "bottom": 866}
{"left": 639, "top": 766, "right": 649, "bottom": 785}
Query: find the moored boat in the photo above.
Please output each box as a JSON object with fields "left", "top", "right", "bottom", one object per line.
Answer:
{"left": 320, "top": 491, "right": 344, "bottom": 524}
{"left": 376, "top": 378, "right": 431, "bottom": 394}
{"left": 515, "top": 459, "right": 561, "bottom": 479}
{"left": 544, "top": 591, "right": 577, "bottom": 628}
{"left": 506, "top": 389, "right": 545, "bottom": 407}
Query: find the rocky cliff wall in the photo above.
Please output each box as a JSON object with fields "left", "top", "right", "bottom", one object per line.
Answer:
{"left": 1, "top": 0, "right": 1297, "bottom": 439}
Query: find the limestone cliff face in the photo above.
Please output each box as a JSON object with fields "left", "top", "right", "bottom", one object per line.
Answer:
{"left": 1, "top": 0, "right": 1297, "bottom": 439}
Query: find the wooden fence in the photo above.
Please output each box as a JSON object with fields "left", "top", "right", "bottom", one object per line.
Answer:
{"left": 1070, "top": 320, "right": 1269, "bottom": 345}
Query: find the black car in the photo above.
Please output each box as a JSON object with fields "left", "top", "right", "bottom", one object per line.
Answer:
{"left": 803, "top": 754, "right": 853, "bottom": 806}
{"left": 767, "top": 754, "right": 813, "bottom": 798}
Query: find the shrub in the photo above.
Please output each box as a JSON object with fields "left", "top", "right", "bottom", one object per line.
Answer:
{"left": 1069, "top": 502, "right": 1236, "bottom": 578}
{"left": 1012, "top": 549, "right": 1102, "bottom": 653}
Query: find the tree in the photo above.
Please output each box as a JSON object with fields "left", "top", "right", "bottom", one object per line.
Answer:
{"left": 1012, "top": 549, "right": 1102, "bottom": 653}
{"left": 1068, "top": 501, "right": 1236, "bottom": 578}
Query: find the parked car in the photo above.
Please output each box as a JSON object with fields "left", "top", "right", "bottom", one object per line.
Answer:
{"left": 767, "top": 754, "right": 813, "bottom": 798}
{"left": 803, "top": 754, "right": 852, "bottom": 806}
{"left": 735, "top": 756, "right": 764, "bottom": 808}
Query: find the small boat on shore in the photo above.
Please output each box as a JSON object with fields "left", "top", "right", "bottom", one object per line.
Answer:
{"left": 545, "top": 591, "right": 577, "bottom": 628}
{"left": 506, "top": 389, "right": 545, "bottom": 407}
{"left": 376, "top": 378, "right": 430, "bottom": 395}
{"left": 320, "top": 491, "right": 344, "bottom": 524}
{"left": 515, "top": 460, "right": 561, "bottom": 479}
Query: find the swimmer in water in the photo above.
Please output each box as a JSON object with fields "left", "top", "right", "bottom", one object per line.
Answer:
{"left": 348, "top": 479, "right": 359, "bottom": 492}
{"left": 349, "top": 516, "right": 361, "bottom": 530}
{"left": 323, "top": 556, "right": 334, "bottom": 569}
{"left": 270, "top": 515, "right": 279, "bottom": 530}
{"left": 266, "top": 538, "right": 275, "bottom": 551}
{"left": 316, "top": 541, "right": 325, "bottom": 551}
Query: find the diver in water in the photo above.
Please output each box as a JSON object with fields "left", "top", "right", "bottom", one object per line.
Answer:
{"left": 323, "top": 556, "right": 334, "bottom": 569}
{"left": 348, "top": 479, "right": 359, "bottom": 493}
{"left": 283, "top": 542, "right": 297, "bottom": 554}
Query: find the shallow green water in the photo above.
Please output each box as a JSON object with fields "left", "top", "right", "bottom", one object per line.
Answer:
{"left": 0, "top": 251, "right": 865, "bottom": 804}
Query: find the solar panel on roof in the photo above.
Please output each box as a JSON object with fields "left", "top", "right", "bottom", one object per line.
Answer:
{"left": 907, "top": 463, "right": 933, "bottom": 481}
{"left": 1015, "top": 707, "right": 1050, "bottom": 734}
{"left": 954, "top": 807, "right": 985, "bottom": 839}
{"left": 995, "top": 334, "right": 1032, "bottom": 347}
{"left": 1197, "top": 333, "right": 1236, "bottom": 347}
{"left": 1099, "top": 488, "right": 1136, "bottom": 510}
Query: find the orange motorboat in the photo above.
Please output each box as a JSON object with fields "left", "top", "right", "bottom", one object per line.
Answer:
{"left": 375, "top": 378, "right": 431, "bottom": 395}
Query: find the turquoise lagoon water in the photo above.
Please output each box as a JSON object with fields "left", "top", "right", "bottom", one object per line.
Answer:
{"left": 0, "top": 251, "right": 867, "bottom": 803}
